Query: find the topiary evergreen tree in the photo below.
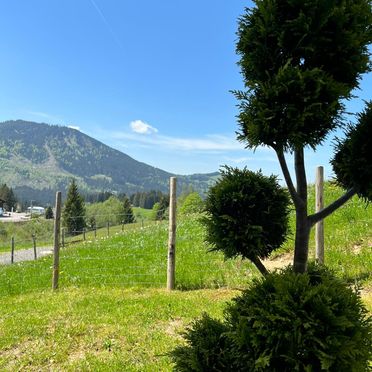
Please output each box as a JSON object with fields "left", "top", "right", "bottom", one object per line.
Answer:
{"left": 172, "top": 1, "right": 372, "bottom": 370}
{"left": 203, "top": 167, "right": 290, "bottom": 275}
{"left": 233, "top": 0, "right": 372, "bottom": 273}
{"left": 62, "top": 179, "right": 86, "bottom": 235}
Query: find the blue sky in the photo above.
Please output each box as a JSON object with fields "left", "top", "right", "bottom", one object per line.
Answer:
{"left": 0, "top": 1, "right": 371, "bottom": 182}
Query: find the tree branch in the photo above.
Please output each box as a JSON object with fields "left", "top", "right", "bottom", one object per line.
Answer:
{"left": 276, "top": 149, "right": 303, "bottom": 209}
{"left": 251, "top": 256, "right": 269, "bottom": 276}
{"left": 308, "top": 187, "right": 357, "bottom": 226}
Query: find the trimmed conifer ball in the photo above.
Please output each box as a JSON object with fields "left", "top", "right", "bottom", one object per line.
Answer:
{"left": 332, "top": 101, "right": 372, "bottom": 201}
{"left": 203, "top": 167, "right": 290, "bottom": 261}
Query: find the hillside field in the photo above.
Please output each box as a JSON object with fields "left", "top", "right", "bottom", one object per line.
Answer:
{"left": 0, "top": 184, "right": 370, "bottom": 370}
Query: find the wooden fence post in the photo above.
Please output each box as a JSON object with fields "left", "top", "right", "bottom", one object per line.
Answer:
{"left": 315, "top": 166, "right": 324, "bottom": 264}
{"left": 52, "top": 191, "right": 62, "bottom": 290}
{"left": 32, "top": 234, "right": 37, "bottom": 260}
{"left": 107, "top": 221, "right": 110, "bottom": 236}
{"left": 167, "top": 177, "right": 177, "bottom": 290}
{"left": 94, "top": 226, "right": 97, "bottom": 238}
{"left": 11, "top": 236, "right": 14, "bottom": 264}
{"left": 83, "top": 228, "right": 86, "bottom": 241}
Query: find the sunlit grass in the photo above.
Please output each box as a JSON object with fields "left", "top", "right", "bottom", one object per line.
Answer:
{"left": 0, "top": 182, "right": 370, "bottom": 370}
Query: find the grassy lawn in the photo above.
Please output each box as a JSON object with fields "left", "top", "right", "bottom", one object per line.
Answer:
{"left": 0, "top": 288, "right": 237, "bottom": 371}
{"left": 0, "top": 184, "right": 370, "bottom": 370}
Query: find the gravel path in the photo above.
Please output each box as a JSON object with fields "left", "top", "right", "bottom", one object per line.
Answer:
{"left": 0, "top": 247, "right": 53, "bottom": 265}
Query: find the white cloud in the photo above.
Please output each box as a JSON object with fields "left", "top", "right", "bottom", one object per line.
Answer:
{"left": 112, "top": 131, "right": 245, "bottom": 151}
{"left": 68, "top": 125, "right": 81, "bottom": 131}
{"left": 224, "top": 156, "right": 253, "bottom": 164}
{"left": 27, "top": 111, "right": 64, "bottom": 123}
{"left": 130, "top": 120, "right": 158, "bottom": 135}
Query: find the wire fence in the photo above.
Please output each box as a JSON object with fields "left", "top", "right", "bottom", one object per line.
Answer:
{"left": 0, "top": 210, "right": 173, "bottom": 295}
{"left": 0, "top": 203, "right": 371, "bottom": 296}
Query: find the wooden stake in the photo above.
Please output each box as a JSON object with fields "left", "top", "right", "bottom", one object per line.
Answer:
{"left": 52, "top": 191, "right": 62, "bottom": 290}
{"left": 32, "top": 234, "right": 37, "bottom": 260}
{"left": 107, "top": 221, "right": 110, "bottom": 236}
{"left": 167, "top": 177, "right": 177, "bottom": 290}
{"left": 11, "top": 236, "right": 14, "bottom": 264}
{"left": 315, "top": 166, "right": 324, "bottom": 264}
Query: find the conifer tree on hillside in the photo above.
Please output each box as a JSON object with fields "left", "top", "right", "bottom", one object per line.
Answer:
{"left": 45, "top": 206, "right": 54, "bottom": 219}
{"left": 122, "top": 196, "right": 135, "bottom": 224}
{"left": 0, "top": 184, "right": 17, "bottom": 210}
{"left": 62, "top": 179, "right": 86, "bottom": 235}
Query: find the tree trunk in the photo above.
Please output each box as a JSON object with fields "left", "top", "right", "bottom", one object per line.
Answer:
{"left": 293, "top": 206, "right": 311, "bottom": 273}
{"left": 251, "top": 255, "right": 269, "bottom": 276}
{"left": 293, "top": 148, "right": 310, "bottom": 274}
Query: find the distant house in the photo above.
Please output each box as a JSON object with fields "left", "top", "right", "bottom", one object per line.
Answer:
{"left": 27, "top": 206, "right": 45, "bottom": 215}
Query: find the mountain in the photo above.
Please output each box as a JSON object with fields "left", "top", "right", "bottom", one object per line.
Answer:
{"left": 0, "top": 120, "right": 219, "bottom": 204}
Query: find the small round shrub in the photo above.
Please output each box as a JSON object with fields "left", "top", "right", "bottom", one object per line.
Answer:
{"left": 226, "top": 264, "right": 372, "bottom": 371}
{"left": 332, "top": 101, "right": 372, "bottom": 201}
{"left": 170, "top": 314, "right": 237, "bottom": 372}
{"left": 203, "top": 167, "right": 290, "bottom": 261}
{"left": 172, "top": 265, "right": 372, "bottom": 371}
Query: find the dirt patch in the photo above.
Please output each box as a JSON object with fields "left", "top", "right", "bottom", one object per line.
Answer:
{"left": 164, "top": 318, "right": 184, "bottom": 339}
{"left": 264, "top": 252, "right": 293, "bottom": 272}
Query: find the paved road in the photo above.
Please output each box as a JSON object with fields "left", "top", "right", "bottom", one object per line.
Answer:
{"left": 0, "top": 212, "right": 29, "bottom": 223}
{"left": 0, "top": 246, "right": 53, "bottom": 265}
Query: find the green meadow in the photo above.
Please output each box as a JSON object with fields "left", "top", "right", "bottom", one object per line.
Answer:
{"left": 0, "top": 184, "right": 370, "bottom": 370}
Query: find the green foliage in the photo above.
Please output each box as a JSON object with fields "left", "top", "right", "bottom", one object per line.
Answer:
{"left": 228, "top": 264, "right": 372, "bottom": 371}
{"left": 171, "top": 314, "right": 236, "bottom": 372}
{"left": 130, "top": 190, "right": 168, "bottom": 209}
{"left": 0, "top": 184, "right": 17, "bottom": 210}
{"left": 332, "top": 101, "right": 372, "bottom": 201}
{"left": 62, "top": 179, "right": 86, "bottom": 235}
{"left": 174, "top": 265, "right": 372, "bottom": 371}
{"left": 234, "top": 0, "right": 372, "bottom": 151}
{"left": 86, "top": 196, "right": 127, "bottom": 227}
{"left": 152, "top": 196, "right": 169, "bottom": 221}
{"left": 203, "top": 167, "right": 290, "bottom": 261}
{"left": 179, "top": 192, "right": 204, "bottom": 215}
{"left": 122, "top": 196, "right": 135, "bottom": 224}
{"left": 44, "top": 206, "right": 54, "bottom": 219}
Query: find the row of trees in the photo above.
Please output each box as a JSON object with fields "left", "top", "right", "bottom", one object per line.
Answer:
{"left": 62, "top": 180, "right": 134, "bottom": 235}
{"left": 62, "top": 179, "right": 206, "bottom": 233}
{"left": 130, "top": 190, "right": 168, "bottom": 209}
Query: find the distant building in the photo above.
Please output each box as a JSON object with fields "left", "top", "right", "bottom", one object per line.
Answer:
{"left": 27, "top": 206, "right": 45, "bottom": 215}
